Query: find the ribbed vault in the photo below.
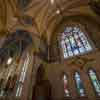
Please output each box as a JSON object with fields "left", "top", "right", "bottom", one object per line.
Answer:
{"left": 0, "top": 0, "right": 100, "bottom": 46}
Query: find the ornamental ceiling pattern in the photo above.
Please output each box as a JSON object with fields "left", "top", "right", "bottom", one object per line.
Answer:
{"left": 0, "top": 0, "right": 100, "bottom": 43}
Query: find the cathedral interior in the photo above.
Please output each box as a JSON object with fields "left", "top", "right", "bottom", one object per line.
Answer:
{"left": 0, "top": 0, "right": 100, "bottom": 100}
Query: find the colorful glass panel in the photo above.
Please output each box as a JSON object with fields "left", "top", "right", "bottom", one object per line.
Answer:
{"left": 61, "top": 26, "right": 92, "bottom": 58}
{"left": 63, "top": 74, "right": 70, "bottom": 97}
{"left": 75, "top": 72, "right": 85, "bottom": 96}
{"left": 89, "top": 70, "right": 100, "bottom": 96}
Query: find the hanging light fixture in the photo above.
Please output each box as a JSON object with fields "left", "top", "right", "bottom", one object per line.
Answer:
{"left": 7, "top": 57, "right": 13, "bottom": 65}
{"left": 50, "top": 0, "right": 55, "bottom": 5}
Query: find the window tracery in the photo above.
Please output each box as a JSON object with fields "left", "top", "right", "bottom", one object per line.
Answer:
{"left": 61, "top": 26, "right": 92, "bottom": 58}
{"left": 88, "top": 69, "right": 100, "bottom": 96}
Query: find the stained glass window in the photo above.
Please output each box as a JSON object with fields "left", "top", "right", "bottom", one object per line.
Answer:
{"left": 61, "top": 26, "right": 92, "bottom": 58}
{"left": 75, "top": 72, "right": 85, "bottom": 96}
{"left": 63, "top": 74, "right": 70, "bottom": 97}
{"left": 16, "top": 53, "right": 30, "bottom": 97}
{"left": 89, "top": 69, "right": 100, "bottom": 96}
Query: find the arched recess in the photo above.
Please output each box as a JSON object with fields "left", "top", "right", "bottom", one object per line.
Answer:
{"left": 51, "top": 15, "right": 100, "bottom": 47}
{"left": 62, "top": 72, "right": 70, "bottom": 97}
{"left": 49, "top": 15, "right": 100, "bottom": 62}
{"left": 74, "top": 71, "right": 86, "bottom": 97}
{"left": 88, "top": 68, "right": 100, "bottom": 96}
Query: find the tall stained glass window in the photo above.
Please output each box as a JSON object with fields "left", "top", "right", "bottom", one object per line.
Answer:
{"left": 75, "top": 72, "right": 85, "bottom": 96}
{"left": 61, "top": 26, "right": 92, "bottom": 58}
{"left": 88, "top": 69, "right": 100, "bottom": 96}
{"left": 16, "top": 53, "right": 30, "bottom": 97}
{"left": 63, "top": 74, "right": 70, "bottom": 97}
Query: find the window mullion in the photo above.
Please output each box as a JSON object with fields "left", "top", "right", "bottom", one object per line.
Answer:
{"left": 72, "top": 31, "right": 80, "bottom": 54}
{"left": 77, "top": 31, "right": 87, "bottom": 51}
{"left": 64, "top": 39, "right": 69, "bottom": 57}
{"left": 67, "top": 37, "right": 74, "bottom": 56}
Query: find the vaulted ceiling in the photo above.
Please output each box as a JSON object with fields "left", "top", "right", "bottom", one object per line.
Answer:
{"left": 0, "top": 0, "right": 100, "bottom": 44}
